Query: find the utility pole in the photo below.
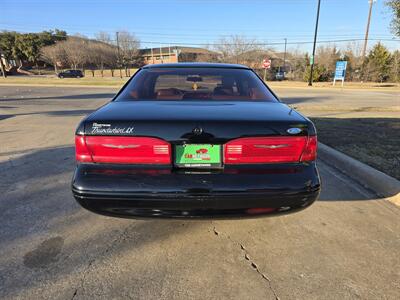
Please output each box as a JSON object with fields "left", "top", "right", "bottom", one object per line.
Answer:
{"left": 116, "top": 31, "right": 122, "bottom": 78}
{"left": 160, "top": 44, "right": 163, "bottom": 64}
{"left": 283, "top": 38, "right": 287, "bottom": 76}
{"left": 308, "top": 0, "right": 321, "bottom": 86}
{"left": 361, "top": 0, "right": 375, "bottom": 58}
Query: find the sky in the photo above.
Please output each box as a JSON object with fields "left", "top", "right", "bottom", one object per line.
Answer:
{"left": 2, "top": 0, "right": 399, "bottom": 53}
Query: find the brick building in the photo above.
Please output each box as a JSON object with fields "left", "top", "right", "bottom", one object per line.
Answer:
{"left": 140, "top": 46, "right": 217, "bottom": 64}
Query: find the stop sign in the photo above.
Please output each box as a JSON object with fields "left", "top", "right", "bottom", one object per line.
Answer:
{"left": 262, "top": 59, "right": 271, "bottom": 69}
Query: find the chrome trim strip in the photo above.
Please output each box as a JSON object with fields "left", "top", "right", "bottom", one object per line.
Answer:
{"left": 102, "top": 144, "right": 140, "bottom": 149}
{"left": 254, "top": 144, "right": 289, "bottom": 149}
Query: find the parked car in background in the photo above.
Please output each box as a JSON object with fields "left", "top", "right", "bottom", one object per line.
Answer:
{"left": 72, "top": 63, "right": 320, "bottom": 219}
{"left": 58, "top": 69, "right": 84, "bottom": 78}
{"left": 275, "top": 71, "right": 285, "bottom": 81}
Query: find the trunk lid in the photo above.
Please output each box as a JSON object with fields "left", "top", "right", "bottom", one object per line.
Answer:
{"left": 83, "top": 101, "right": 312, "bottom": 143}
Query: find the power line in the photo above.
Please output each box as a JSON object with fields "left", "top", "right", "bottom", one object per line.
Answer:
{"left": 1, "top": 25, "right": 393, "bottom": 42}
{"left": 136, "top": 38, "right": 400, "bottom": 46}
{"left": 0, "top": 24, "right": 395, "bottom": 45}
{"left": 0, "top": 21, "right": 392, "bottom": 35}
{"left": 1, "top": 29, "right": 398, "bottom": 47}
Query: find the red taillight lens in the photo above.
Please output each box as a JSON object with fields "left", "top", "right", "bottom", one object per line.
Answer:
{"left": 300, "top": 136, "right": 317, "bottom": 162}
{"left": 224, "top": 136, "right": 317, "bottom": 164}
{"left": 75, "top": 136, "right": 171, "bottom": 164}
{"left": 75, "top": 136, "right": 93, "bottom": 162}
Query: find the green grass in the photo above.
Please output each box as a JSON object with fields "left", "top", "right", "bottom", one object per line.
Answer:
{"left": 1, "top": 74, "right": 399, "bottom": 90}
{"left": 312, "top": 117, "right": 400, "bottom": 180}
{"left": 0, "top": 76, "right": 129, "bottom": 87}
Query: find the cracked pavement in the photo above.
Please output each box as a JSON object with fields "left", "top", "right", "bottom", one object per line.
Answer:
{"left": 0, "top": 86, "right": 399, "bottom": 299}
{"left": 212, "top": 226, "right": 280, "bottom": 300}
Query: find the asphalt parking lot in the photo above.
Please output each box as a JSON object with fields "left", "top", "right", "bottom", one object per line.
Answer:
{"left": 0, "top": 86, "right": 399, "bottom": 299}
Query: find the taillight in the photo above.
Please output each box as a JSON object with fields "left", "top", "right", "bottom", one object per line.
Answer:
{"left": 224, "top": 136, "right": 317, "bottom": 164}
{"left": 300, "top": 136, "right": 317, "bottom": 162}
{"left": 75, "top": 136, "right": 93, "bottom": 162}
{"left": 75, "top": 136, "right": 171, "bottom": 164}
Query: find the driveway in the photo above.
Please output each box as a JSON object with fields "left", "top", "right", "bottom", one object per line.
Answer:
{"left": 0, "top": 86, "right": 399, "bottom": 299}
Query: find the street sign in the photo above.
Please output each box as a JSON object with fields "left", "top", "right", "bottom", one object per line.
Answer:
{"left": 262, "top": 59, "right": 271, "bottom": 69}
{"left": 333, "top": 61, "right": 347, "bottom": 86}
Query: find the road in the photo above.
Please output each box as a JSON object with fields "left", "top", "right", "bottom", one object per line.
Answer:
{"left": 0, "top": 86, "right": 399, "bottom": 299}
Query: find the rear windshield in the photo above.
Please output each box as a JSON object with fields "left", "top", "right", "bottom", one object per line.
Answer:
{"left": 115, "top": 68, "right": 278, "bottom": 102}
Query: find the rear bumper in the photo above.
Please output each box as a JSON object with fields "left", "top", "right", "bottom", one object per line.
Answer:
{"left": 72, "top": 162, "right": 321, "bottom": 218}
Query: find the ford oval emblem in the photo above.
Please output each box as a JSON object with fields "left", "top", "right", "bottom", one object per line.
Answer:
{"left": 287, "top": 127, "right": 302, "bottom": 135}
{"left": 192, "top": 127, "right": 203, "bottom": 135}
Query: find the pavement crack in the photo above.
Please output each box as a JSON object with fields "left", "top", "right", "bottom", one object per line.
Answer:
{"left": 71, "top": 288, "right": 78, "bottom": 300}
{"left": 212, "top": 225, "right": 280, "bottom": 300}
{"left": 71, "top": 224, "right": 134, "bottom": 299}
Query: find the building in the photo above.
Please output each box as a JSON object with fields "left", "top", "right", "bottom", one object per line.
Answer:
{"left": 140, "top": 46, "right": 217, "bottom": 65}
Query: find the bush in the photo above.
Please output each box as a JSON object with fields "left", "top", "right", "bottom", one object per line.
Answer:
{"left": 303, "top": 64, "right": 330, "bottom": 82}
{"left": 362, "top": 43, "right": 392, "bottom": 82}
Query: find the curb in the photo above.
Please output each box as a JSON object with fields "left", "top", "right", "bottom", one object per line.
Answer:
{"left": 318, "top": 142, "right": 400, "bottom": 205}
{"left": 267, "top": 84, "right": 400, "bottom": 92}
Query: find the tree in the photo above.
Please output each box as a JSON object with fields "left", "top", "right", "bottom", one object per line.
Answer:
{"left": 87, "top": 41, "right": 118, "bottom": 77}
{"left": 362, "top": 42, "right": 392, "bottom": 82}
{"left": 0, "top": 32, "right": 25, "bottom": 66}
{"left": 0, "top": 31, "right": 18, "bottom": 62}
{"left": 386, "top": 0, "right": 400, "bottom": 37}
{"left": 315, "top": 45, "right": 341, "bottom": 81}
{"left": 390, "top": 50, "right": 400, "bottom": 82}
{"left": 37, "top": 29, "right": 66, "bottom": 47}
{"left": 62, "top": 37, "right": 89, "bottom": 70}
{"left": 286, "top": 51, "right": 308, "bottom": 81}
{"left": 104, "top": 45, "right": 119, "bottom": 77}
{"left": 117, "top": 31, "right": 140, "bottom": 76}
{"left": 95, "top": 32, "right": 119, "bottom": 76}
{"left": 96, "top": 31, "right": 112, "bottom": 44}
{"left": 342, "top": 42, "right": 363, "bottom": 81}
{"left": 15, "top": 33, "right": 42, "bottom": 72}
{"left": 0, "top": 29, "right": 66, "bottom": 72}
{"left": 41, "top": 42, "right": 66, "bottom": 73}
{"left": 212, "top": 35, "right": 261, "bottom": 64}
{"left": 303, "top": 64, "right": 327, "bottom": 82}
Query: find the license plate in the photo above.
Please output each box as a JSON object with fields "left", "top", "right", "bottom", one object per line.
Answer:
{"left": 175, "top": 144, "right": 221, "bottom": 168}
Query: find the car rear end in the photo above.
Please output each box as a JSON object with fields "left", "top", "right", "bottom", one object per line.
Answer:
{"left": 72, "top": 64, "right": 320, "bottom": 218}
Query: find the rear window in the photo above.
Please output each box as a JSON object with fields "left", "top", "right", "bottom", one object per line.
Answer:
{"left": 115, "top": 68, "right": 277, "bottom": 102}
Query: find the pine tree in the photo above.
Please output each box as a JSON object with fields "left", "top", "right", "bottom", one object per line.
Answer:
{"left": 362, "top": 43, "right": 392, "bottom": 82}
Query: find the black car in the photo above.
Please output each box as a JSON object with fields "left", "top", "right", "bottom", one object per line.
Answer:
{"left": 72, "top": 63, "right": 320, "bottom": 218}
{"left": 58, "top": 69, "right": 84, "bottom": 78}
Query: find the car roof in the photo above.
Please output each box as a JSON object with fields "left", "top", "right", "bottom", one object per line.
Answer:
{"left": 142, "top": 62, "right": 250, "bottom": 69}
